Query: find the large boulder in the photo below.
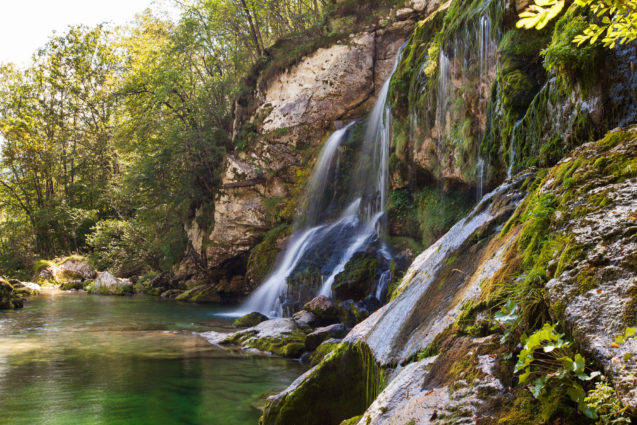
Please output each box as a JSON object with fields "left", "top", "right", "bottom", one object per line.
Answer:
{"left": 9, "top": 280, "right": 41, "bottom": 296}
{"left": 34, "top": 256, "right": 96, "bottom": 285}
{"left": 57, "top": 258, "right": 96, "bottom": 281}
{"left": 304, "top": 296, "right": 339, "bottom": 325}
{"left": 87, "top": 271, "right": 133, "bottom": 296}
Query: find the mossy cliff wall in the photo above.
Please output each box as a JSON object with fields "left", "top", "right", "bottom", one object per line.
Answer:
{"left": 261, "top": 128, "right": 637, "bottom": 425}
{"left": 385, "top": 0, "right": 637, "bottom": 254}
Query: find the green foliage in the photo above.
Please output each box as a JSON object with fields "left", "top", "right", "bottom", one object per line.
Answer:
{"left": 514, "top": 323, "right": 601, "bottom": 420}
{"left": 0, "top": 0, "right": 337, "bottom": 278}
{"left": 517, "top": 0, "right": 565, "bottom": 30}
{"left": 541, "top": 10, "right": 601, "bottom": 80}
{"left": 584, "top": 379, "right": 632, "bottom": 424}
{"left": 518, "top": 0, "right": 637, "bottom": 49}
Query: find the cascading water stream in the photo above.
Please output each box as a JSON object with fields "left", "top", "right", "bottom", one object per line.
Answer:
{"left": 232, "top": 43, "right": 407, "bottom": 317}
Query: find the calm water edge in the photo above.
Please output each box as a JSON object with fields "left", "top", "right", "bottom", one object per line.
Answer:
{"left": 0, "top": 290, "right": 306, "bottom": 425}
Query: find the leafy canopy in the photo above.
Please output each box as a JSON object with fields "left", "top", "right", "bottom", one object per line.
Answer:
{"left": 517, "top": 0, "right": 637, "bottom": 48}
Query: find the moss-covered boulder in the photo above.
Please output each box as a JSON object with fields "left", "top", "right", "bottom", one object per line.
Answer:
{"left": 0, "top": 278, "right": 23, "bottom": 309}
{"left": 260, "top": 342, "right": 383, "bottom": 425}
{"left": 234, "top": 312, "right": 269, "bottom": 328}
{"left": 332, "top": 252, "right": 378, "bottom": 301}
{"left": 224, "top": 318, "right": 307, "bottom": 358}
{"left": 34, "top": 256, "right": 96, "bottom": 286}
{"left": 9, "top": 280, "right": 41, "bottom": 296}
{"left": 303, "top": 295, "right": 339, "bottom": 325}
{"left": 60, "top": 280, "right": 85, "bottom": 291}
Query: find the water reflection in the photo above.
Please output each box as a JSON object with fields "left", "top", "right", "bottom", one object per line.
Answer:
{"left": 0, "top": 290, "right": 306, "bottom": 425}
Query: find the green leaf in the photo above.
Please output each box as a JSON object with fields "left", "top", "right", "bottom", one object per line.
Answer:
{"left": 573, "top": 353, "right": 586, "bottom": 374}
{"left": 566, "top": 383, "right": 586, "bottom": 404}
{"left": 519, "top": 369, "right": 532, "bottom": 384}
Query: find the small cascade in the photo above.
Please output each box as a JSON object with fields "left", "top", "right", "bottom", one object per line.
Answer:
{"left": 507, "top": 118, "right": 523, "bottom": 179}
{"left": 433, "top": 10, "right": 499, "bottom": 144}
{"left": 355, "top": 179, "right": 520, "bottom": 364}
{"left": 436, "top": 50, "right": 451, "bottom": 132}
{"left": 234, "top": 44, "right": 407, "bottom": 317}
{"left": 476, "top": 157, "right": 485, "bottom": 199}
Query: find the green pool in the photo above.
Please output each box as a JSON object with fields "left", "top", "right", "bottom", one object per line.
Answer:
{"left": 0, "top": 290, "right": 306, "bottom": 425}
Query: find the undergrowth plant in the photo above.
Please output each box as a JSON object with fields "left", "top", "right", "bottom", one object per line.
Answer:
{"left": 494, "top": 299, "right": 635, "bottom": 423}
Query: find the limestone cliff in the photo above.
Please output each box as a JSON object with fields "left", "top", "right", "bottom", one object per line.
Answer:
{"left": 179, "top": 1, "right": 431, "bottom": 296}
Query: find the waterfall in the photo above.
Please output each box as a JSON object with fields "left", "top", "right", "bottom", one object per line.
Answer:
{"left": 476, "top": 157, "right": 485, "bottom": 199}
{"left": 232, "top": 43, "right": 407, "bottom": 318}
{"left": 507, "top": 118, "right": 523, "bottom": 179}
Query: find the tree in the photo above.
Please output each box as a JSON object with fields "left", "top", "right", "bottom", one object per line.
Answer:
{"left": 517, "top": 0, "right": 637, "bottom": 48}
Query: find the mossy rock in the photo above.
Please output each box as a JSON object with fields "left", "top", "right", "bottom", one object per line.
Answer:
{"left": 227, "top": 321, "right": 308, "bottom": 359}
{"left": 0, "top": 279, "right": 23, "bottom": 310}
{"left": 338, "top": 416, "right": 362, "bottom": 425}
{"left": 175, "top": 285, "right": 221, "bottom": 303}
{"left": 234, "top": 312, "right": 269, "bottom": 328}
{"left": 246, "top": 224, "right": 291, "bottom": 288}
{"left": 60, "top": 280, "right": 85, "bottom": 291}
{"left": 332, "top": 252, "right": 378, "bottom": 301}
{"left": 308, "top": 340, "right": 340, "bottom": 366}
{"left": 261, "top": 342, "right": 383, "bottom": 425}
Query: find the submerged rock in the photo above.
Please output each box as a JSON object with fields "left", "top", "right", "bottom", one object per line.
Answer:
{"left": 234, "top": 312, "right": 269, "bottom": 328}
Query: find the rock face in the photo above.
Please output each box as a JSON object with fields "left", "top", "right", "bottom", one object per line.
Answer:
{"left": 257, "top": 33, "right": 375, "bottom": 133}
{"left": 88, "top": 271, "right": 133, "bottom": 296}
{"left": 537, "top": 129, "right": 637, "bottom": 413}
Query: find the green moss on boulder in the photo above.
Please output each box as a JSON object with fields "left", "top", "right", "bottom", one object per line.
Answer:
{"left": 234, "top": 312, "right": 269, "bottom": 328}
{"left": 332, "top": 252, "right": 377, "bottom": 301}
{"left": 260, "top": 342, "right": 384, "bottom": 425}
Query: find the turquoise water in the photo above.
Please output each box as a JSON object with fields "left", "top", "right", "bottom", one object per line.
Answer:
{"left": 0, "top": 290, "right": 306, "bottom": 425}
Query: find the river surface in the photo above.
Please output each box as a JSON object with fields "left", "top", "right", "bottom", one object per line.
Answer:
{"left": 0, "top": 290, "right": 306, "bottom": 425}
